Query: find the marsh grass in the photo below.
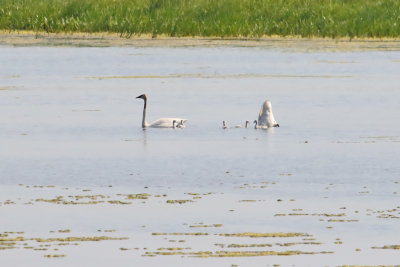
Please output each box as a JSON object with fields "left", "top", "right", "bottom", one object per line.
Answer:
{"left": 1, "top": 0, "right": 400, "bottom": 38}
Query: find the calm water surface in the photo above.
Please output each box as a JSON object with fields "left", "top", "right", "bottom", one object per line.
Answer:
{"left": 1, "top": 45, "right": 399, "bottom": 188}
{"left": 1, "top": 44, "right": 400, "bottom": 266}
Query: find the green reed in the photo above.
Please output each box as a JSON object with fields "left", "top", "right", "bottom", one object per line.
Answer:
{"left": 1, "top": 0, "right": 399, "bottom": 38}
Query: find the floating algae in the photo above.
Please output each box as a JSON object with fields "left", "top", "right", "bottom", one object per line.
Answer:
{"left": 372, "top": 245, "right": 400, "bottom": 250}
{"left": 33, "top": 236, "right": 128, "bottom": 243}
{"left": 189, "top": 224, "right": 223, "bottom": 228}
{"left": 43, "top": 254, "right": 66, "bottom": 258}
{"left": 152, "top": 233, "right": 209, "bottom": 236}
{"left": 125, "top": 193, "right": 152, "bottom": 200}
{"left": 157, "top": 247, "right": 192, "bottom": 251}
{"left": 327, "top": 219, "right": 359, "bottom": 222}
{"left": 216, "top": 241, "right": 322, "bottom": 248}
{"left": 108, "top": 200, "right": 132, "bottom": 205}
{"left": 0, "top": 86, "right": 16, "bottom": 90}
{"left": 143, "top": 249, "right": 333, "bottom": 258}
{"left": 166, "top": 200, "right": 194, "bottom": 204}
{"left": 35, "top": 196, "right": 104, "bottom": 205}
{"left": 218, "top": 233, "right": 310, "bottom": 238}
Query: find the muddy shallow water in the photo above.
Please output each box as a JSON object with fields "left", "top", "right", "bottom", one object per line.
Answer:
{"left": 1, "top": 41, "right": 400, "bottom": 266}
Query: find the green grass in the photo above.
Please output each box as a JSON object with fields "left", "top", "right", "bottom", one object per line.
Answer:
{"left": 1, "top": 0, "right": 400, "bottom": 38}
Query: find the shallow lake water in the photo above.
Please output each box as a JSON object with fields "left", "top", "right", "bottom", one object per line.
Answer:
{"left": 1, "top": 42, "right": 400, "bottom": 266}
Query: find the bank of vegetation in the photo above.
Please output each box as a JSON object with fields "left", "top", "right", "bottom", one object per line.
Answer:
{"left": 1, "top": 0, "right": 399, "bottom": 38}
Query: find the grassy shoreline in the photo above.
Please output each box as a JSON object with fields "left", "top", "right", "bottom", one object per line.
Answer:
{"left": 1, "top": 0, "right": 400, "bottom": 38}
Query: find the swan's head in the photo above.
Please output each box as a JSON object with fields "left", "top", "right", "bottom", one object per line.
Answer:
{"left": 253, "top": 120, "right": 257, "bottom": 124}
{"left": 136, "top": 94, "right": 147, "bottom": 100}
{"left": 222, "top": 121, "right": 227, "bottom": 126}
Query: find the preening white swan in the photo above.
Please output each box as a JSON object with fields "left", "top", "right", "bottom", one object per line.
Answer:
{"left": 222, "top": 121, "right": 229, "bottom": 129}
{"left": 257, "top": 100, "right": 279, "bottom": 128}
{"left": 136, "top": 94, "right": 187, "bottom": 128}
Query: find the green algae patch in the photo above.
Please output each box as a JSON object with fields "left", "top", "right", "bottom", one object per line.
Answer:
{"left": 125, "top": 193, "right": 151, "bottom": 200}
{"left": 312, "top": 213, "right": 346, "bottom": 217}
{"left": 218, "top": 232, "right": 310, "bottom": 238}
{"left": 35, "top": 196, "right": 104, "bottom": 205}
{"left": 152, "top": 233, "right": 209, "bottom": 236}
{"left": 222, "top": 241, "right": 322, "bottom": 248}
{"left": 372, "top": 245, "right": 400, "bottom": 250}
{"left": 327, "top": 219, "right": 359, "bottom": 222}
{"left": 144, "top": 249, "right": 333, "bottom": 258}
{"left": 166, "top": 200, "right": 194, "bottom": 204}
{"left": 108, "top": 200, "right": 132, "bottom": 205}
{"left": 190, "top": 224, "right": 223, "bottom": 228}
{"left": 33, "top": 236, "right": 128, "bottom": 243}
{"left": 43, "top": 254, "right": 66, "bottom": 258}
{"left": 0, "top": 86, "right": 16, "bottom": 90}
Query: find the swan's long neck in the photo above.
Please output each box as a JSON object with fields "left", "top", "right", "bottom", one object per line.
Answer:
{"left": 141, "top": 98, "right": 149, "bottom": 128}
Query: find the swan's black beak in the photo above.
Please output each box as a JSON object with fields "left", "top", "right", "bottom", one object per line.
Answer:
{"left": 136, "top": 94, "right": 146, "bottom": 99}
{"left": 274, "top": 124, "right": 280, "bottom": 127}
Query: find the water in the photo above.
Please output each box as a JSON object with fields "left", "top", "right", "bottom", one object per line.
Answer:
{"left": 1, "top": 43, "right": 400, "bottom": 266}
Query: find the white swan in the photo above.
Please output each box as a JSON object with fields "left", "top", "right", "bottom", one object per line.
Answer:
{"left": 177, "top": 120, "right": 185, "bottom": 128}
{"left": 257, "top": 100, "right": 279, "bottom": 128}
{"left": 136, "top": 94, "right": 187, "bottom": 128}
{"left": 253, "top": 120, "right": 268, "bottom": 129}
{"left": 173, "top": 119, "right": 185, "bottom": 128}
{"left": 235, "top": 121, "right": 250, "bottom": 128}
{"left": 222, "top": 121, "right": 229, "bottom": 129}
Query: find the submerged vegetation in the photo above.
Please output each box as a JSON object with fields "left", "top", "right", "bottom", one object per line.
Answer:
{"left": 0, "top": 0, "right": 400, "bottom": 38}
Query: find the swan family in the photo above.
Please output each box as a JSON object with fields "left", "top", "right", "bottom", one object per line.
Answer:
{"left": 136, "top": 94, "right": 279, "bottom": 129}
{"left": 136, "top": 94, "right": 187, "bottom": 128}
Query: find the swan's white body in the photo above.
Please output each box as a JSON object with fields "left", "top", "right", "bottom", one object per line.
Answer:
{"left": 253, "top": 120, "right": 268, "bottom": 129}
{"left": 173, "top": 120, "right": 185, "bottom": 128}
{"left": 137, "top": 94, "right": 187, "bottom": 128}
{"left": 235, "top": 121, "right": 250, "bottom": 128}
{"left": 257, "top": 100, "right": 279, "bottom": 128}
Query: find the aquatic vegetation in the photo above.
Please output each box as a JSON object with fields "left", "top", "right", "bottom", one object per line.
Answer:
{"left": 216, "top": 241, "right": 322, "bottom": 248}
{"left": 0, "top": 86, "right": 16, "bottom": 90}
{"left": 0, "top": 229, "right": 128, "bottom": 258}
{"left": 189, "top": 224, "right": 223, "bottom": 228}
{"left": 372, "top": 245, "right": 400, "bottom": 250}
{"left": 33, "top": 236, "right": 128, "bottom": 242}
{"left": 108, "top": 200, "right": 132, "bottom": 204}
{"left": 152, "top": 232, "right": 209, "bottom": 236}
{"left": 218, "top": 232, "right": 310, "bottom": 238}
{"left": 125, "top": 193, "right": 152, "bottom": 200}
{"left": 327, "top": 219, "right": 359, "bottom": 222}
{"left": 143, "top": 249, "right": 333, "bottom": 257}
{"left": 43, "top": 254, "right": 66, "bottom": 258}
{"left": 166, "top": 199, "right": 194, "bottom": 204}
{"left": 1, "top": 0, "right": 400, "bottom": 38}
